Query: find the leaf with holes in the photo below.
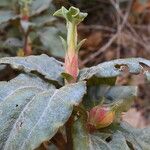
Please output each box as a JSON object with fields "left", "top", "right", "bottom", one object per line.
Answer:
{"left": 78, "top": 58, "right": 150, "bottom": 85}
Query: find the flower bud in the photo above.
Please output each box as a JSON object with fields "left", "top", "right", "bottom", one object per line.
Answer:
{"left": 88, "top": 105, "right": 115, "bottom": 129}
{"left": 54, "top": 7, "right": 87, "bottom": 83}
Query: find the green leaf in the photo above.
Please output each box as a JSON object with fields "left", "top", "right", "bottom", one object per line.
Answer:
{"left": 83, "top": 85, "right": 109, "bottom": 109}
{"left": 0, "top": 38, "right": 23, "bottom": 57}
{"left": 0, "top": 73, "right": 54, "bottom": 149}
{"left": 109, "top": 131, "right": 130, "bottom": 150}
{"left": 0, "top": 10, "right": 19, "bottom": 25}
{"left": 90, "top": 131, "right": 130, "bottom": 150}
{"left": 105, "top": 86, "right": 137, "bottom": 103}
{"left": 0, "top": 54, "right": 64, "bottom": 85}
{"left": 86, "top": 122, "right": 150, "bottom": 150}
{"left": 105, "top": 86, "right": 137, "bottom": 113}
{"left": 89, "top": 132, "right": 111, "bottom": 149}
{"left": 72, "top": 116, "right": 89, "bottom": 150}
{"left": 3, "top": 81, "right": 86, "bottom": 150}
{"left": 31, "top": 14, "right": 56, "bottom": 28}
{"left": 120, "top": 122, "right": 150, "bottom": 150}
{"left": 30, "top": 0, "right": 52, "bottom": 16}
{"left": 83, "top": 85, "right": 137, "bottom": 110}
{"left": 38, "top": 27, "right": 65, "bottom": 57}
{"left": 3, "top": 38, "right": 23, "bottom": 48}
{"left": 0, "top": 0, "right": 17, "bottom": 9}
{"left": 79, "top": 58, "right": 150, "bottom": 84}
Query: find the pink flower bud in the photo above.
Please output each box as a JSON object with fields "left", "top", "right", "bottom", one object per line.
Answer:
{"left": 88, "top": 105, "right": 115, "bottom": 129}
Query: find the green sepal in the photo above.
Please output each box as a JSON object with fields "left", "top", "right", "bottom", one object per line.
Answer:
{"left": 53, "top": 6, "right": 68, "bottom": 18}
{"left": 76, "top": 39, "right": 86, "bottom": 52}
{"left": 59, "top": 36, "right": 67, "bottom": 52}
{"left": 61, "top": 72, "right": 74, "bottom": 83}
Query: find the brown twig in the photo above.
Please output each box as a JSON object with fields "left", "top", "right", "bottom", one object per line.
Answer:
{"left": 82, "top": 0, "right": 132, "bottom": 65}
{"left": 82, "top": 33, "right": 118, "bottom": 65}
{"left": 51, "top": 131, "right": 67, "bottom": 150}
{"left": 110, "top": 0, "right": 150, "bottom": 53}
{"left": 65, "top": 116, "right": 74, "bottom": 150}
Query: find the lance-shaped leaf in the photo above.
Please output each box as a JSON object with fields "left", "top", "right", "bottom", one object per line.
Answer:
{"left": 72, "top": 116, "right": 89, "bottom": 150}
{"left": 73, "top": 121, "right": 150, "bottom": 150}
{"left": 0, "top": 10, "right": 19, "bottom": 25}
{"left": 89, "top": 131, "right": 130, "bottom": 150}
{"left": 0, "top": 0, "right": 16, "bottom": 8}
{"left": 83, "top": 85, "right": 137, "bottom": 110}
{"left": 120, "top": 122, "right": 150, "bottom": 150}
{"left": 38, "top": 27, "right": 65, "bottom": 57}
{"left": 30, "top": 0, "right": 52, "bottom": 16}
{"left": 89, "top": 133, "right": 111, "bottom": 150}
{"left": 108, "top": 131, "right": 130, "bottom": 150}
{"left": 0, "top": 73, "right": 54, "bottom": 149}
{"left": 74, "top": 129, "right": 129, "bottom": 150}
{"left": 104, "top": 86, "right": 137, "bottom": 113}
{"left": 31, "top": 14, "right": 56, "bottom": 29}
{"left": 79, "top": 58, "right": 150, "bottom": 84}
{"left": 3, "top": 81, "right": 86, "bottom": 150}
{"left": 0, "top": 54, "right": 64, "bottom": 85}
{"left": 3, "top": 38, "right": 23, "bottom": 49}
{"left": 87, "top": 122, "right": 150, "bottom": 150}
{"left": 72, "top": 114, "right": 130, "bottom": 150}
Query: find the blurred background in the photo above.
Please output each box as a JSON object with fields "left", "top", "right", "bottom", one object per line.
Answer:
{"left": 0, "top": 0, "right": 150, "bottom": 127}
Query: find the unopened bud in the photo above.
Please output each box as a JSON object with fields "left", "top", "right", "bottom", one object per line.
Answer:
{"left": 88, "top": 105, "right": 115, "bottom": 129}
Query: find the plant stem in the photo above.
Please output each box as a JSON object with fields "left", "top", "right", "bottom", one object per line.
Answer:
{"left": 51, "top": 131, "right": 67, "bottom": 150}
{"left": 23, "top": 33, "right": 28, "bottom": 55}
{"left": 23, "top": 32, "right": 32, "bottom": 56}
{"left": 66, "top": 116, "right": 74, "bottom": 150}
{"left": 65, "top": 22, "right": 79, "bottom": 148}
{"left": 53, "top": 7, "right": 87, "bottom": 149}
